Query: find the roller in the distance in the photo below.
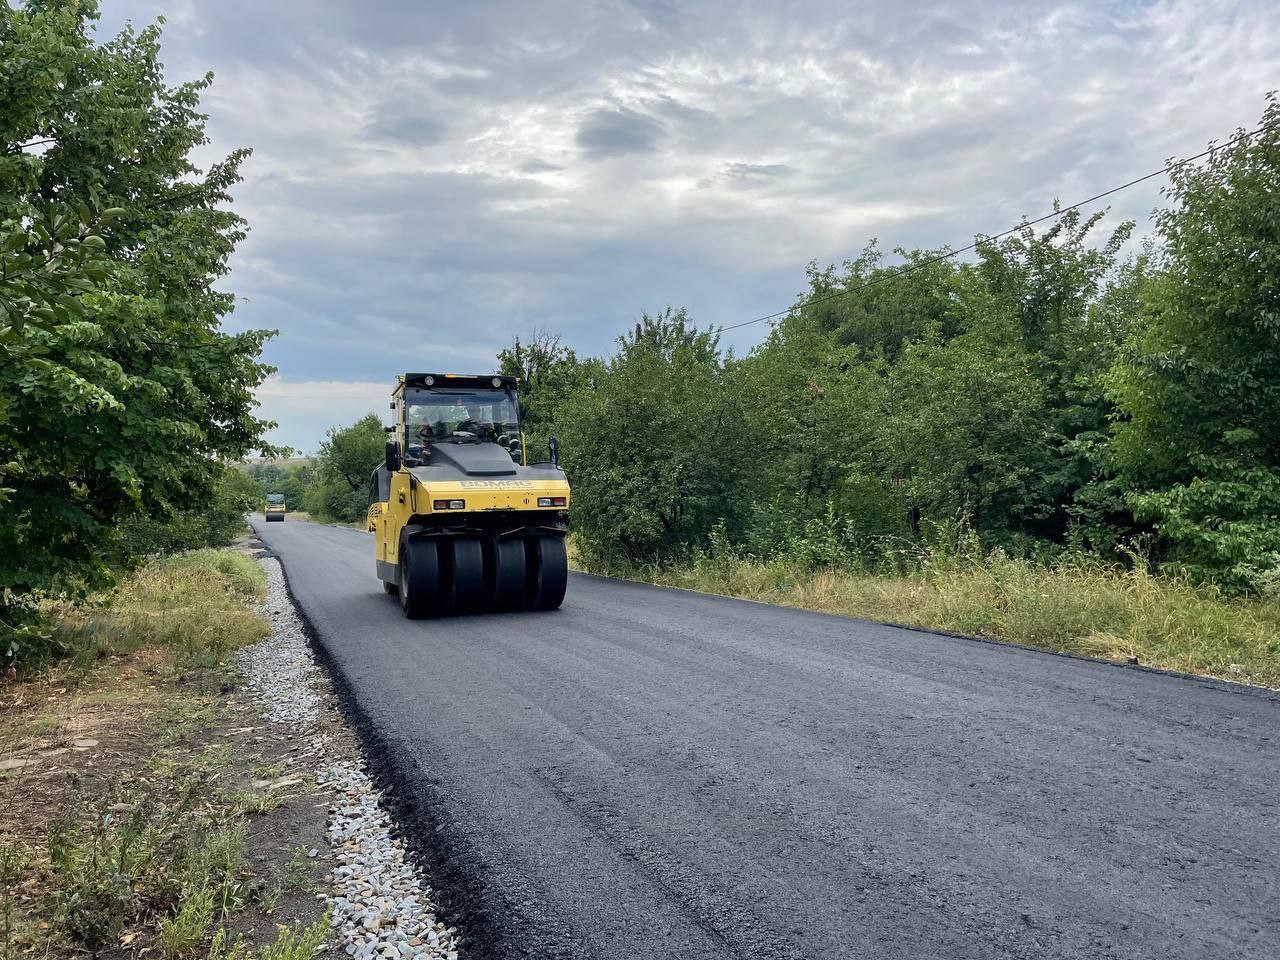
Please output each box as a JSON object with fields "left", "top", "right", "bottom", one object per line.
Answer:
{"left": 264, "top": 492, "right": 287, "bottom": 522}
{"left": 367, "top": 373, "right": 570, "bottom": 617}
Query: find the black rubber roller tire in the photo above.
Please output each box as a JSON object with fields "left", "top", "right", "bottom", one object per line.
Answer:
{"left": 489, "top": 538, "right": 526, "bottom": 611}
{"left": 447, "top": 538, "right": 486, "bottom": 613}
{"left": 526, "top": 535, "right": 568, "bottom": 611}
{"left": 399, "top": 536, "right": 442, "bottom": 619}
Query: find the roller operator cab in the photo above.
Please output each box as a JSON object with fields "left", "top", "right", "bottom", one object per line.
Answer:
{"left": 368, "top": 373, "right": 571, "bottom": 618}
{"left": 264, "top": 493, "right": 286, "bottom": 522}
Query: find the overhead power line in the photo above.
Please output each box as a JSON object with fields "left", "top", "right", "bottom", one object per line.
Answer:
{"left": 717, "top": 117, "right": 1280, "bottom": 334}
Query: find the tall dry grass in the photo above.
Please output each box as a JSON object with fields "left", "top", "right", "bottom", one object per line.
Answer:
{"left": 605, "top": 551, "right": 1280, "bottom": 688}
{"left": 51, "top": 549, "right": 269, "bottom": 668}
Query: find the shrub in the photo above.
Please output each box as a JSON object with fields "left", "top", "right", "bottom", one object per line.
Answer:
{"left": 118, "top": 467, "right": 263, "bottom": 561}
{"left": 302, "top": 479, "right": 367, "bottom": 524}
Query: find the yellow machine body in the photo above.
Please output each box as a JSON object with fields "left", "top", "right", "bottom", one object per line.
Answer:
{"left": 368, "top": 373, "right": 571, "bottom": 617}
{"left": 264, "top": 493, "right": 286, "bottom": 522}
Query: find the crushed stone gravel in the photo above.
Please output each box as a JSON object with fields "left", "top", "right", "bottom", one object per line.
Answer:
{"left": 238, "top": 555, "right": 461, "bottom": 960}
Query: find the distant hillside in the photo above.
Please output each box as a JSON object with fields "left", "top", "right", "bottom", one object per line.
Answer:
{"left": 240, "top": 456, "right": 315, "bottom": 466}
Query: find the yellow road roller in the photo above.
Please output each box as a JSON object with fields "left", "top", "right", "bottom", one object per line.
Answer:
{"left": 264, "top": 492, "right": 286, "bottom": 522}
{"left": 367, "top": 373, "right": 571, "bottom": 617}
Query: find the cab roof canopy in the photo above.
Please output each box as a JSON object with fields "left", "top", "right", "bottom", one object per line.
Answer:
{"left": 397, "top": 373, "right": 520, "bottom": 393}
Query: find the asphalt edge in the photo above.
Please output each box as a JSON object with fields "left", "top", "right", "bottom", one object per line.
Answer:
{"left": 248, "top": 527, "right": 563, "bottom": 960}
{"left": 570, "top": 571, "right": 1280, "bottom": 703}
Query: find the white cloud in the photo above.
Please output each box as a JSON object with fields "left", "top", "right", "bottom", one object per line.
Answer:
{"left": 255, "top": 378, "right": 390, "bottom": 454}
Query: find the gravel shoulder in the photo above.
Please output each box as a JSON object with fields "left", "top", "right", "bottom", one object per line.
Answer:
{"left": 242, "top": 549, "right": 460, "bottom": 960}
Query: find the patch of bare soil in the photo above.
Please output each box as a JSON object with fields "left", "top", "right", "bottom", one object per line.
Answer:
{"left": 0, "top": 646, "right": 355, "bottom": 959}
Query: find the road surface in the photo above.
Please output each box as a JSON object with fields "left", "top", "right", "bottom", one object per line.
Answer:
{"left": 251, "top": 517, "right": 1280, "bottom": 959}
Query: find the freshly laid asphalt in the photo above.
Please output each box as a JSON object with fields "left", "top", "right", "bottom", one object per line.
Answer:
{"left": 250, "top": 517, "right": 1280, "bottom": 959}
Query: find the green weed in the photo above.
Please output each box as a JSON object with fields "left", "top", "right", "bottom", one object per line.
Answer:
{"left": 206, "top": 916, "right": 329, "bottom": 960}
{"left": 1, "top": 841, "right": 30, "bottom": 957}
{"left": 282, "top": 847, "right": 312, "bottom": 891}
{"left": 230, "top": 788, "right": 283, "bottom": 816}
{"left": 160, "top": 702, "right": 220, "bottom": 746}
{"left": 43, "top": 774, "right": 250, "bottom": 953}
{"left": 258, "top": 915, "right": 330, "bottom": 960}
{"left": 207, "top": 927, "right": 254, "bottom": 960}
{"left": 256, "top": 883, "right": 283, "bottom": 915}
{"left": 47, "top": 802, "right": 149, "bottom": 951}
{"left": 158, "top": 886, "right": 215, "bottom": 958}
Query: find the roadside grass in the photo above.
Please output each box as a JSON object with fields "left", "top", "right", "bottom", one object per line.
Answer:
{"left": 1, "top": 841, "right": 28, "bottom": 956}
{"left": 48, "top": 549, "right": 268, "bottom": 673}
{"left": 230, "top": 786, "right": 285, "bottom": 816}
{"left": 35, "top": 737, "right": 257, "bottom": 955}
{"left": 1, "top": 548, "right": 333, "bottom": 960}
{"left": 595, "top": 550, "right": 1280, "bottom": 688}
{"left": 208, "top": 916, "right": 330, "bottom": 960}
{"left": 159, "top": 888, "right": 216, "bottom": 959}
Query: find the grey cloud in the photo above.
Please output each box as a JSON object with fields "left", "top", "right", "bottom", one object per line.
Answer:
{"left": 519, "top": 158, "right": 563, "bottom": 173}
{"left": 364, "top": 103, "right": 449, "bottom": 148}
{"left": 697, "top": 161, "right": 796, "bottom": 189}
{"left": 576, "top": 107, "right": 665, "bottom": 159}
{"left": 724, "top": 162, "right": 794, "bottom": 180}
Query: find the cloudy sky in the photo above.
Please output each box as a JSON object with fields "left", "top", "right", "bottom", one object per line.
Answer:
{"left": 97, "top": 0, "right": 1278, "bottom": 452}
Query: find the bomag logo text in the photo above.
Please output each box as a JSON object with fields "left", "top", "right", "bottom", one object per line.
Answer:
{"left": 458, "top": 480, "right": 539, "bottom": 489}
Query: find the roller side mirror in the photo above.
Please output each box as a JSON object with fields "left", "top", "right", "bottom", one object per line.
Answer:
{"left": 549, "top": 436, "right": 560, "bottom": 467}
{"left": 385, "top": 439, "right": 401, "bottom": 472}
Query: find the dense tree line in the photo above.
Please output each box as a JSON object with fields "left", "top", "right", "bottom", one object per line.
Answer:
{"left": 253, "top": 97, "right": 1279, "bottom": 595}
{"left": 241, "top": 414, "right": 385, "bottom": 524}
{"left": 511, "top": 98, "right": 1280, "bottom": 593}
{"left": 1, "top": 2, "right": 276, "bottom": 659}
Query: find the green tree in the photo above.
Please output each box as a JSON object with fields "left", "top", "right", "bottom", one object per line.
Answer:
{"left": 797, "top": 243, "right": 969, "bottom": 359}
{"left": 559, "top": 308, "right": 745, "bottom": 562}
{"left": 0, "top": 2, "right": 276, "bottom": 646}
{"left": 241, "top": 460, "right": 314, "bottom": 510}
{"left": 119, "top": 464, "right": 263, "bottom": 557}
{"left": 883, "top": 330, "right": 1049, "bottom": 545}
{"left": 742, "top": 210, "right": 1140, "bottom": 558}
{"left": 498, "top": 329, "right": 605, "bottom": 462}
{"left": 1110, "top": 96, "right": 1280, "bottom": 589}
{"left": 732, "top": 313, "right": 901, "bottom": 559}
{"left": 970, "top": 207, "right": 1138, "bottom": 548}
{"left": 308, "top": 414, "right": 384, "bottom": 522}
